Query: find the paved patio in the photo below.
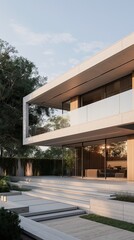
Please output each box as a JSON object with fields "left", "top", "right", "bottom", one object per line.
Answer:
{"left": 1, "top": 192, "right": 134, "bottom": 240}
{"left": 1, "top": 176, "right": 134, "bottom": 240}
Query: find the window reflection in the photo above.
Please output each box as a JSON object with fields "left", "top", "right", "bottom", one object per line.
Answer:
{"left": 76, "top": 137, "right": 127, "bottom": 178}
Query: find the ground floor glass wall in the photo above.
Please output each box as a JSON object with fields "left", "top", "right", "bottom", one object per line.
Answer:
{"left": 68, "top": 136, "right": 127, "bottom": 178}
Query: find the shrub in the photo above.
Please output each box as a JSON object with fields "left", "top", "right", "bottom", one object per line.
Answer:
{"left": 114, "top": 193, "right": 134, "bottom": 203}
{"left": 0, "top": 176, "right": 10, "bottom": 192}
{"left": 0, "top": 207, "right": 21, "bottom": 240}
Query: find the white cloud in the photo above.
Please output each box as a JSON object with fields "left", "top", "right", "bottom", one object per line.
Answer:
{"left": 43, "top": 50, "right": 54, "bottom": 56}
{"left": 41, "top": 58, "right": 55, "bottom": 68}
{"left": 75, "top": 41, "right": 106, "bottom": 54}
{"left": 57, "top": 60, "right": 67, "bottom": 66}
{"left": 10, "top": 22, "right": 76, "bottom": 46}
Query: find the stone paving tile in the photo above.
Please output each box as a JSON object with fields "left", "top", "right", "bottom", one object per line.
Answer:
{"left": 9, "top": 199, "right": 55, "bottom": 206}
{"left": 7, "top": 195, "right": 35, "bottom": 201}
{"left": 8, "top": 194, "right": 55, "bottom": 204}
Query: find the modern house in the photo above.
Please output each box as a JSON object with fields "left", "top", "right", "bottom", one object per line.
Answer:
{"left": 23, "top": 33, "right": 134, "bottom": 181}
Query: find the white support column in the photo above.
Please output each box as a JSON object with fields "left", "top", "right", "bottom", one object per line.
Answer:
{"left": 23, "top": 98, "right": 29, "bottom": 143}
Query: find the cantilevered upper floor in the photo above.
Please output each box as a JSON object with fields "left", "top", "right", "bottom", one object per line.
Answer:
{"left": 23, "top": 33, "right": 134, "bottom": 147}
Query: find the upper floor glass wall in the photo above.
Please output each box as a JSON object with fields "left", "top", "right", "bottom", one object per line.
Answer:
{"left": 81, "top": 74, "right": 132, "bottom": 107}
{"left": 62, "top": 100, "right": 70, "bottom": 113}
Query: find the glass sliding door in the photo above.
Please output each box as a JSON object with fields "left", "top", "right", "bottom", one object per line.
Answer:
{"left": 65, "top": 136, "right": 127, "bottom": 178}
{"left": 107, "top": 137, "right": 127, "bottom": 178}
{"left": 82, "top": 137, "right": 127, "bottom": 178}
{"left": 83, "top": 140, "right": 105, "bottom": 178}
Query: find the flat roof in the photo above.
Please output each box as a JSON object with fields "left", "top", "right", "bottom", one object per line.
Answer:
{"left": 24, "top": 33, "right": 134, "bottom": 109}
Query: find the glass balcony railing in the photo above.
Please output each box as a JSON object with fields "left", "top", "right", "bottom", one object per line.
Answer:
{"left": 29, "top": 109, "right": 70, "bottom": 136}
{"left": 29, "top": 89, "right": 134, "bottom": 136}
{"left": 69, "top": 89, "right": 134, "bottom": 126}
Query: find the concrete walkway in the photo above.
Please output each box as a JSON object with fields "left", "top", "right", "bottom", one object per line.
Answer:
{"left": 0, "top": 193, "right": 79, "bottom": 240}
{"left": 7, "top": 193, "right": 75, "bottom": 214}
{"left": 43, "top": 216, "right": 134, "bottom": 240}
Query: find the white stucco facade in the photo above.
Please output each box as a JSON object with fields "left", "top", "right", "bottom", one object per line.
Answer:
{"left": 23, "top": 33, "right": 134, "bottom": 180}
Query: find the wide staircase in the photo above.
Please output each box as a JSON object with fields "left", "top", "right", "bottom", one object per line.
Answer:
{"left": 9, "top": 176, "right": 134, "bottom": 240}
{"left": 22, "top": 205, "right": 85, "bottom": 221}
{"left": 10, "top": 176, "right": 122, "bottom": 212}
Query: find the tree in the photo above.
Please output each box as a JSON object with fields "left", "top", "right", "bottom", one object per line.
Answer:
{"left": 0, "top": 39, "right": 49, "bottom": 157}
{"left": 44, "top": 147, "right": 63, "bottom": 159}
{"left": 43, "top": 146, "right": 75, "bottom": 175}
{"left": 46, "top": 115, "right": 70, "bottom": 131}
{"left": 63, "top": 148, "right": 75, "bottom": 175}
{"left": 41, "top": 115, "right": 74, "bottom": 175}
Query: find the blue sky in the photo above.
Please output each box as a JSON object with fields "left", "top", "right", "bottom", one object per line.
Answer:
{"left": 0, "top": 0, "right": 134, "bottom": 82}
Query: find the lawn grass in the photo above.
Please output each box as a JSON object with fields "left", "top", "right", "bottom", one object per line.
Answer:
{"left": 81, "top": 214, "right": 134, "bottom": 232}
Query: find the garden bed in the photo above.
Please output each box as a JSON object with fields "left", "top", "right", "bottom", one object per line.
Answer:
{"left": 81, "top": 214, "right": 134, "bottom": 232}
{"left": 113, "top": 193, "right": 134, "bottom": 203}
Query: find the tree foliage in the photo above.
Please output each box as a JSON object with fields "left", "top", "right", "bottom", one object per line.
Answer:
{"left": 0, "top": 39, "right": 49, "bottom": 157}
{"left": 0, "top": 207, "right": 21, "bottom": 240}
{"left": 44, "top": 146, "right": 75, "bottom": 175}
{"left": 42, "top": 115, "right": 74, "bottom": 173}
{"left": 44, "top": 147, "right": 63, "bottom": 159}
{"left": 46, "top": 115, "right": 70, "bottom": 130}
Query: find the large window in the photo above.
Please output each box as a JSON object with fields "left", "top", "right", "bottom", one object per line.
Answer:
{"left": 81, "top": 74, "right": 132, "bottom": 107}
{"left": 81, "top": 87, "right": 105, "bottom": 106}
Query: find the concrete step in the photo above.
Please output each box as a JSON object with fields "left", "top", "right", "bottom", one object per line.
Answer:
{"left": 16, "top": 176, "right": 131, "bottom": 192}
{"left": 32, "top": 188, "right": 90, "bottom": 203}
{"left": 20, "top": 215, "right": 79, "bottom": 240}
{"left": 18, "top": 180, "right": 112, "bottom": 199}
{"left": 11, "top": 177, "right": 115, "bottom": 193}
{"left": 31, "top": 188, "right": 111, "bottom": 205}
{"left": 25, "top": 191, "right": 90, "bottom": 211}
{"left": 18, "top": 179, "right": 116, "bottom": 197}
{"left": 19, "top": 179, "right": 107, "bottom": 192}
{"left": 21, "top": 205, "right": 78, "bottom": 217}
{"left": 28, "top": 209, "right": 86, "bottom": 222}
{"left": 44, "top": 184, "right": 109, "bottom": 196}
